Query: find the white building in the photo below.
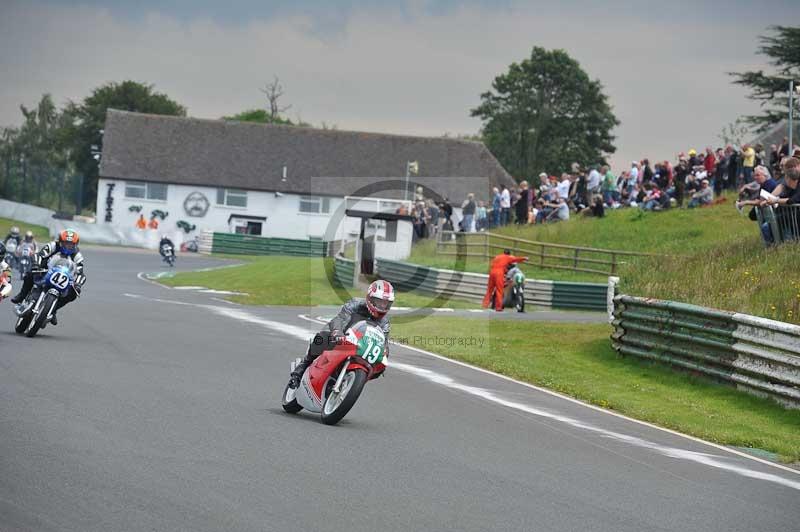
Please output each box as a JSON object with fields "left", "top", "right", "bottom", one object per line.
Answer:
{"left": 97, "top": 110, "right": 515, "bottom": 257}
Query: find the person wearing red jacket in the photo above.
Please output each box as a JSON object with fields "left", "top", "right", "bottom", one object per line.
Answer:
{"left": 482, "top": 250, "right": 527, "bottom": 311}
{"left": 704, "top": 147, "right": 716, "bottom": 176}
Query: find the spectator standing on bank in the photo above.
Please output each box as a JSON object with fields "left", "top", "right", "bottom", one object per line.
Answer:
{"left": 500, "top": 185, "right": 511, "bottom": 225}
{"left": 440, "top": 198, "right": 454, "bottom": 231}
{"left": 601, "top": 165, "right": 618, "bottom": 205}
{"left": 742, "top": 143, "right": 756, "bottom": 184}
{"left": 726, "top": 145, "right": 739, "bottom": 191}
{"left": 426, "top": 199, "right": 439, "bottom": 237}
{"left": 476, "top": 201, "right": 488, "bottom": 231}
{"left": 491, "top": 187, "right": 501, "bottom": 227}
{"left": 461, "top": 193, "right": 476, "bottom": 232}
{"left": 714, "top": 148, "right": 728, "bottom": 196}
{"left": 674, "top": 156, "right": 689, "bottom": 207}
{"left": 704, "top": 147, "right": 716, "bottom": 178}
{"left": 585, "top": 166, "right": 599, "bottom": 206}
{"left": 641, "top": 159, "right": 653, "bottom": 184}
{"left": 514, "top": 181, "right": 529, "bottom": 225}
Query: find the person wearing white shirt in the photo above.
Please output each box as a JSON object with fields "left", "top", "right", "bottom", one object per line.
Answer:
{"left": 629, "top": 162, "right": 639, "bottom": 183}
{"left": 587, "top": 167, "right": 601, "bottom": 192}
{"left": 556, "top": 174, "right": 571, "bottom": 202}
{"left": 500, "top": 186, "right": 511, "bottom": 225}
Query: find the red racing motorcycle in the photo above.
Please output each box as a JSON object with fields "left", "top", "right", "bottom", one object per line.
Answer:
{"left": 282, "top": 320, "right": 387, "bottom": 425}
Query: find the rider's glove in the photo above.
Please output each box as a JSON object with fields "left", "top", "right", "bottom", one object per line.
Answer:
{"left": 75, "top": 274, "right": 86, "bottom": 287}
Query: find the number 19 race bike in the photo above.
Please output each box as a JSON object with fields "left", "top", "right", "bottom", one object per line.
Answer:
{"left": 282, "top": 320, "right": 387, "bottom": 425}
{"left": 14, "top": 257, "right": 77, "bottom": 337}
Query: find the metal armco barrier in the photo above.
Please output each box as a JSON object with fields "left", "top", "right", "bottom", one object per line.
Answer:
{"left": 376, "top": 258, "right": 608, "bottom": 311}
{"left": 612, "top": 295, "right": 800, "bottom": 408}
{"left": 333, "top": 256, "right": 355, "bottom": 288}
{"left": 756, "top": 204, "right": 800, "bottom": 245}
{"left": 210, "top": 233, "right": 328, "bottom": 256}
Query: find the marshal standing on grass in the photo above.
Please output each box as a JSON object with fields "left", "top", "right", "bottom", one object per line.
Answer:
{"left": 482, "top": 249, "right": 527, "bottom": 312}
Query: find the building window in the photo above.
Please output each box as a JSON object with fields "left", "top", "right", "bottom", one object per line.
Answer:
{"left": 125, "top": 181, "right": 167, "bottom": 201}
{"left": 299, "top": 196, "right": 330, "bottom": 214}
{"left": 147, "top": 183, "right": 167, "bottom": 201}
{"left": 217, "top": 188, "right": 248, "bottom": 208}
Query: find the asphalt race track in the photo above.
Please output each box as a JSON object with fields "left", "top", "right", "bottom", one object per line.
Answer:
{"left": 0, "top": 247, "right": 798, "bottom": 532}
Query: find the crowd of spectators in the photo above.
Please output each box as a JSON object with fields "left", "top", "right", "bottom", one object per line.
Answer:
{"left": 398, "top": 137, "right": 799, "bottom": 240}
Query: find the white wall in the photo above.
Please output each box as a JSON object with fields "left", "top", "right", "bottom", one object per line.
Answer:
{"left": 374, "top": 220, "right": 413, "bottom": 260}
{"left": 96, "top": 179, "right": 412, "bottom": 257}
{"left": 97, "top": 179, "right": 353, "bottom": 243}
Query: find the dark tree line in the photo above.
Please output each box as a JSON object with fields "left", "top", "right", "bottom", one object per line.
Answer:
{"left": 0, "top": 81, "right": 185, "bottom": 213}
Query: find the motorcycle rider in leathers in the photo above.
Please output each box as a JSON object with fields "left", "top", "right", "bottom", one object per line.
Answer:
{"left": 159, "top": 235, "right": 175, "bottom": 258}
{"left": 4, "top": 226, "right": 21, "bottom": 248}
{"left": 11, "top": 229, "right": 86, "bottom": 325}
{"left": 289, "top": 280, "right": 395, "bottom": 389}
{"left": 0, "top": 241, "right": 11, "bottom": 301}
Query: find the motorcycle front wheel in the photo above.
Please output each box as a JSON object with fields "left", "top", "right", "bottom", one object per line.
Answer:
{"left": 321, "top": 369, "right": 367, "bottom": 425}
{"left": 515, "top": 290, "right": 525, "bottom": 313}
{"left": 281, "top": 381, "right": 303, "bottom": 414}
{"left": 15, "top": 313, "right": 32, "bottom": 334}
{"left": 25, "top": 293, "right": 57, "bottom": 338}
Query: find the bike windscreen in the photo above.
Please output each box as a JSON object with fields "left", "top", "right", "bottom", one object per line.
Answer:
{"left": 346, "top": 321, "right": 387, "bottom": 365}
{"left": 48, "top": 257, "right": 76, "bottom": 277}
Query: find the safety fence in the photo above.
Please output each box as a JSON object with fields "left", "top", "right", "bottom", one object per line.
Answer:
{"left": 209, "top": 232, "right": 338, "bottom": 257}
{"left": 435, "top": 230, "right": 654, "bottom": 276}
{"left": 755, "top": 204, "right": 800, "bottom": 245}
{"left": 333, "top": 256, "right": 355, "bottom": 288}
{"left": 611, "top": 295, "right": 800, "bottom": 408}
{"left": 373, "top": 258, "right": 608, "bottom": 311}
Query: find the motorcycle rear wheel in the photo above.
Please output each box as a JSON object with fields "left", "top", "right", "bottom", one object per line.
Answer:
{"left": 281, "top": 381, "right": 303, "bottom": 414}
{"left": 321, "top": 369, "right": 367, "bottom": 425}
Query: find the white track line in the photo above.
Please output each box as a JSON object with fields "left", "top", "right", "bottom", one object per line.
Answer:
{"left": 120, "top": 293, "right": 800, "bottom": 487}
{"left": 296, "top": 313, "right": 800, "bottom": 479}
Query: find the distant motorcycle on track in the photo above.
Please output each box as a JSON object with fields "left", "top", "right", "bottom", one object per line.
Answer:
{"left": 3, "top": 239, "right": 18, "bottom": 272}
{"left": 160, "top": 243, "right": 176, "bottom": 267}
{"left": 282, "top": 320, "right": 387, "bottom": 425}
{"left": 14, "top": 256, "right": 77, "bottom": 337}
{"left": 16, "top": 242, "right": 35, "bottom": 277}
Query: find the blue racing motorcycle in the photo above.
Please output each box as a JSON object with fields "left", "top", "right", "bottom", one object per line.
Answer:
{"left": 14, "top": 256, "right": 77, "bottom": 337}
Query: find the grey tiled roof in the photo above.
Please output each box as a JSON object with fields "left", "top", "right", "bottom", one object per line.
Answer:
{"left": 99, "top": 110, "right": 515, "bottom": 203}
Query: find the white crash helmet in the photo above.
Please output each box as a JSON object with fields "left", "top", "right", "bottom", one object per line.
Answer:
{"left": 366, "top": 280, "right": 395, "bottom": 319}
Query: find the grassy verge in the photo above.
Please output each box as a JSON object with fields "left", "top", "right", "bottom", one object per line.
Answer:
{"left": 391, "top": 317, "right": 800, "bottom": 463}
{"left": 0, "top": 218, "right": 50, "bottom": 242}
{"left": 160, "top": 255, "right": 480, "bottom": 309}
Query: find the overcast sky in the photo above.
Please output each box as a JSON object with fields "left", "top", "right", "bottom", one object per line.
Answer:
{"left": 2, "top": 0, "right": 798, "bottom": 172}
